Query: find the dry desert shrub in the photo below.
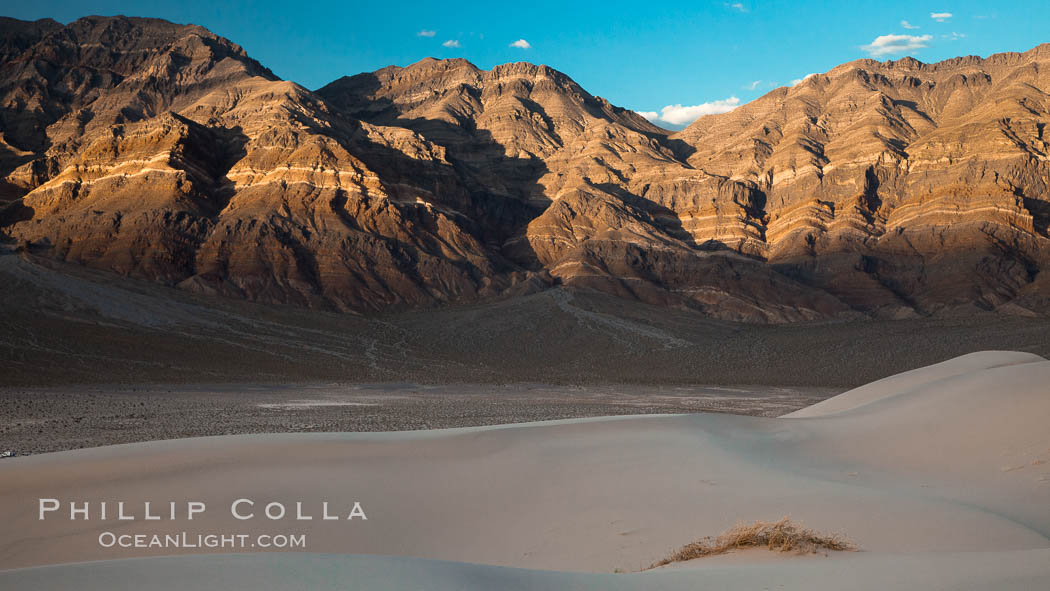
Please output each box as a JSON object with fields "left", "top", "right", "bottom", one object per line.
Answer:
{"left": 645, "top": 517, "right": 856, "bottom": 570}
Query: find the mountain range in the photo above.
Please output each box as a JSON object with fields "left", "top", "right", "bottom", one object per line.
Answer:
{"left": 2, "top": 15, "right": 1048, "bottom": 322}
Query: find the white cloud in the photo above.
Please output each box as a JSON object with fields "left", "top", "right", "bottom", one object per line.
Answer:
{"left": 901, "top": 20, "right": 919, "bottom": 29}
{"left": 742, "top": 80, "right": 779, "bottom": 91}
{"left": 930, "top": 12, "right": 953, "bottom": 21}
{"left": 942, "top": 31, "right": 966, "bottom": 40}
{"left": 791, "top": 73, "right": 817, "bottom": 86}
{"left": 725, "top": 2, "right": 749, "bottom": 12}
{"left": 442, "top": 40, "right": 461, "bottom": 48}
{"left": 640, "top": 98, "right": 741, "bottom": 126}
{"left": 417, "top": 30, "right": 436, "bottom": 37}
{"left": 860, "top": 34, "right": 932, "bottom": 57}
{"left": 509, "top": 39, "right": 531, "bottom": 49}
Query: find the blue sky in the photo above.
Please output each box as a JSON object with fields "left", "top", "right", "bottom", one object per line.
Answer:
{"left": 6, "top": 1, "right": 1048, "bottom": 128}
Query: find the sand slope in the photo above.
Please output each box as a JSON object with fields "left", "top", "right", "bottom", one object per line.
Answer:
{"left": 1, "top": 351, "right": 1048, "bottom": 589}
{"left": 3, "top": 550, "right": 1050, "bottom": 591}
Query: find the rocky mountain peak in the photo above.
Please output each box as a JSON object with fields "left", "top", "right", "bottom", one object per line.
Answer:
{"left": 2, "top": 16, "right": 1049, "bottom": 322}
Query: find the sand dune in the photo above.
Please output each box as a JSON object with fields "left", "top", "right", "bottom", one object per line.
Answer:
{"left": 1, "top": 351, "right": 1048, "bottom": 589}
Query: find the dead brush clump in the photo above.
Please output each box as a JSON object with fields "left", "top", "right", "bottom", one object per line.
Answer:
{"left": 645, "top": 517, "right": 856, "bottom": 570}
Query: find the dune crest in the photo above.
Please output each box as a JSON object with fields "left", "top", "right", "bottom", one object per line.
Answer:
{"left": 783, "top": 350, "right": 1046, "bottom": 417}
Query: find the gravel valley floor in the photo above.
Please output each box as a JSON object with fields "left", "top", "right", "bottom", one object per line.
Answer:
{"left": 0, "top": 383, "right": 835, "bottom": 454}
